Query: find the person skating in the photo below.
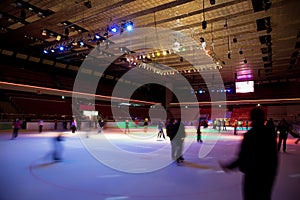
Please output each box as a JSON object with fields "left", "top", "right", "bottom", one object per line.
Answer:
{"left": 71, "top": 118, "right": 77, "bottom": 133}
{"left": 53, "top": 133, "right": 64, "bottom": 161}
{"left": 124, "top": 120, "right": 130, "bottom": 134}
{"left": 219, "top": 107, "right": 278, "bottom": 200}
{"left": 196, "top": 119, "right": 203, "bottom": 143}
{"left": 277, "top": 118, "right": 289, "bottom": 152}
{"left": 167, "top": 119, "right": 186, "bottom": 164}
{"left": 11, "top": 118, "right": 21, "bottom": 139}
{"left": 157, "top": 120, "right": 166, "bottom": 139}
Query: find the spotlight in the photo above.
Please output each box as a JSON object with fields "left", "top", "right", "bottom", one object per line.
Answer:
{"left": 56, "top": 35, "right": 61, "bottom": 41}
{"left": 111, "top": 27, "right": 118, "bottom": 33}
{"left": 42, "top": 29, "right": 47, "bottom": 36}
{"left": 43, "top": 49, "right": 48, "bottom": 54}
{"left": 16, "top": 2, "right": 23, "bottom": 7}
{"left": 37, "top": 12, "right": 44, "bottom": 18}
{"left": 109, "top": 24, "right": 119, "bottom": 33}
{"left": 94, "top": 34, "right": 101, "bottom": 40}
{"left": 71, "top": 41, "right": 78, "bottom": 46}
{"left": 79, "top": 41, "right": 85, "bottom": 46}
{"left": 59, "top": 46, "right": 65, "bottom": 51}
{"left": 202, "top": 20, "right": 207, "bottom": 30}
{"left": 124, "top": 21, "right": 134, "bottom": 31}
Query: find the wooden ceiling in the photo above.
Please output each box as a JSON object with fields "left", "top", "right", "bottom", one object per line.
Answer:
{"left": 0, "top": 0, "right": 299, "bottom": 88}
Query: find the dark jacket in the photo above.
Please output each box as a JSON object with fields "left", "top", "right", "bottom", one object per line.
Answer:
{"left": 173, "top": 121, "right": 186, "bottom": 142}
{"left": 226, "top": 124, "right": 278, "bottom": 175}
{"left": 277, "top": 120, "right": 289, "bottom": 139}
{"left": 166, "top": 123, "right": 175, "bottom": 140}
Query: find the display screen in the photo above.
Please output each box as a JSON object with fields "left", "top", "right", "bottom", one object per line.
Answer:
{"left": 235, "top": 81, "right": 254, "bottom": 93}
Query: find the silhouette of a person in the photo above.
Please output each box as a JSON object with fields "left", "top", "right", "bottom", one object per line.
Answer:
{"left": 277, "top": 118, "right": 289, "bottom": 152}
{"left": 196, "top": 119, "right": 203, "bottom": 143}
{"left": 220, "top": 107, "right": 278, "bottom": 200}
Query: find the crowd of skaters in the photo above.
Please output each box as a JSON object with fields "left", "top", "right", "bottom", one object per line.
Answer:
{"left": 7, "top": 107, "right": 300, "bottom": 199}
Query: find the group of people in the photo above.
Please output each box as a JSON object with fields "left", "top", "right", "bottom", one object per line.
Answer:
{"left": 212, "top": 119, "right": 227, "bottom": 132}
{"left": 162, "top": 108, "right": 296, "bottom": 199}
{"left": 123, "top": 118, "right": 150, "bottom": 134}
{"left": 219, "top": 109, "right": 299, "bottom": 200}
{"left": 10, "top": 108, "right": 299, "bottom": 200}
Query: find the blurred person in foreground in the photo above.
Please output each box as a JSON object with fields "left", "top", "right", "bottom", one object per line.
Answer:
{"left": 53, "top": 133, "right": 64, "bottom": 161}
{"left": 220, "top": 107, "right": 278, "bottom": 200}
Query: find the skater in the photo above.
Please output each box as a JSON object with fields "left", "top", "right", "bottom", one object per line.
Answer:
{"left": 144, "top": 118, "right": 149, "bottom": 133}
{"left": 213, "top": 119, "right": 217, "bottom": 129}
{"left": 54, "top": 119, "right": 58, "bottom": 130}
{"left": 173, "top": 118, "right": 186, "bottom": 164}
{"left": 71, "top": 118, "right": 77, "bottom": 133}
{"left": 53, "top": 133, "right": 64, "bottom": 161}
{"left": 222, "top": 119, "right": 227, "bottom": 131}
{"left": 157, "top": 120, "right": 165, "bottom": 139}
{"left": 234, "top": 120, "right": 238, "bottom": 135}
{"left": 38, "top": 119, "right": 44, "bottom": 133}
{"left": 63, "top": 118, "right": 67, "bottom": 130}
{"left": 125, "top": 120, "right": 130, "bottom": 134}
{"left": 98, "top": 119, "right": 104, "bottom": 133}
{"left": 11, "top": 118, "right": 21, "bottom": 139}
{"left": 295, "top": 131, "right": 300, "bottom": 144}
{"left": 196, "top": 119, "right": 203, "bottom": 143}
{"left": 134, "top": 117, "right": 139, "bottom": 128}
{"left": 166, "top": 118, "right": 176, "bottom": 160}
{"left": 217, "top": 119, "right": 221, "bottom": 132}
{"left": 277, "top": 118, "right": 290, "bottom": 152}
{"left": 219, "top": 107, "right": 278, "bottom": 200}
